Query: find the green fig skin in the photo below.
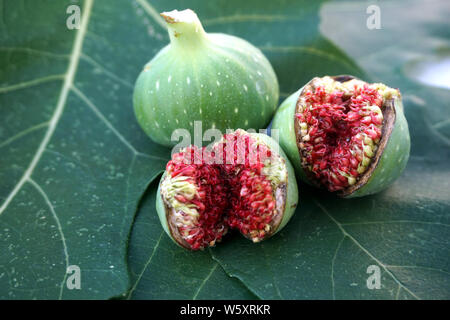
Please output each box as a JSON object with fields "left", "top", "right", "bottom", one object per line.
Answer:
{"left": 271, "top": 89, "right": 305, "bottom": 180}
{"left": 247, "top": 133, "right": 299, "bottom": 233}
{"left": 271, "top": 76, "right": 410, "bottom": 198}
{"left": 156, "top": 173, "right": 172, "bottom": 241}
{"left": 347, "top": 98, "right": 410, "bottom": 198}
{"left": 155, "top": 131, "right": 298, "bottom": 249}
{"left": 133, "top": 9, "right": 279, "bottom": 147}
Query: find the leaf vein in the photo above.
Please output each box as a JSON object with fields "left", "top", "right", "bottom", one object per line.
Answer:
{"left": 0, "top": 47, "right": 69, "bottom": 59}
{"left": 0, "top": 74, "right": 65, "bottom": 94}
{"left": 314, "top": 199, "right": 421, "bottom": 300}
{"left": 259, "top": 45, "right": 361, "bottom": 74}
{"left": 135, "top": 0, "right": 166, "bottom": 30}
{"left": 341, "top": 220, "right": 450, "bottom": 227}
{"left": 126, "top": 231, "right": 164, "bottom": 299}
{"left": 192, "top": 263, "right": 218, "bottom": 300}
{"left": 80, "top": 53, "right": 134, "bottom": 89}
{"left": 72, "top": 85, "right": 139, "bottom": 154}
{"left": 331, "top": 236, "right": 345, "bottom": 300}
{"left": 263, "top": 245, "right": 283, "bottom": 299}
{"left": 0, "top": 0, "right": 93, "bottom": 216}
{"left": 202, "top": 14, "right": 295, "bottom": 26}
{"left": 0, "top": 122, "right": 49, "bottom": 149}
{"left": 28, "top": 178, "right": 69, "bottom": 300}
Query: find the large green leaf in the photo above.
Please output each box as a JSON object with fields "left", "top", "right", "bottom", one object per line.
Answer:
{"left": 210, "top": 0, "right": 450, "bottom": 299}
{"left": 127, "top": 0, "right": 450, "bottom": 300}
{"left": 1, "top": 0, "right": 449, "bottom": 300}
{"left": 0, "top": 0, "right": 170, "bottom": 299}
{"left": 123, "top": 0, "right": 367, "bottom": 300}
{"left": 127, "top": 181, "right": 257, "bottom": 300}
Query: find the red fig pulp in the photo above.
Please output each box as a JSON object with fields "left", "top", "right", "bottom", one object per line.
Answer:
{"left": 157, "top": 130, "right": 298, "bottom": 250}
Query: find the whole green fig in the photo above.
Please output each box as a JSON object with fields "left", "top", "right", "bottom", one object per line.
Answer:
{"left": 134, "top": 9, "right": 279, "bottom": 147}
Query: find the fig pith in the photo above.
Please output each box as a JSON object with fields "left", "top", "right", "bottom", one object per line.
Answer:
{"left": 271, "top": 75, "right": 410, "bottom": 198}
{"left": 156, "top": 129, "right": 298, "bottom": 250}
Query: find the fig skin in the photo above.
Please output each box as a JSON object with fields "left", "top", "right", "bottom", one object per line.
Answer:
{"left": 246, "top": 132, "right": 298, "bottom": 234}
{"left": 156, "top": 131, "right": 298, "bottom": 250}
{"left": 133, "top": 9, "right": 279, "bottom": 147}
{"left": 271, "top": 75, "right": 411, "bottom": 198}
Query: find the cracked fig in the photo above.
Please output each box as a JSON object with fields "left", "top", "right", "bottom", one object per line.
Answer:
{"left": 156, "top": 129, "right": 298, "bottom": 250}
{"left": 272, "top": 75, "right": 410, "bottom": 197}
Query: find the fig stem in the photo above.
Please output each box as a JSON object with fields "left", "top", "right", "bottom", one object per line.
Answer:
{"left": 160, "top": 9, "right": 208, "bottom": 49}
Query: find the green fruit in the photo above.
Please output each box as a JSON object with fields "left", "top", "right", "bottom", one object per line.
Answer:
{"left": 133, "top": 9, "right": 279, "bottom": 147}
{"left": 271, "top": 75, "right": 410, "bottom": 198}
{"left": 156, "top": 129, "right": 298, "bottom": 250}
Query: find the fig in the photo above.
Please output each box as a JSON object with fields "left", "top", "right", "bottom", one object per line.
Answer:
{"left": 271, "top": 75, "right": 410, "bottom": 198}
{"left": 133, "top": 9, "right": 279, "bottom": 147}
{"left": 156, "top": 129, "right": 298, "bottom": 250}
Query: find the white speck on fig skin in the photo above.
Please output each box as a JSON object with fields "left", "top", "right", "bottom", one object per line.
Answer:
{"left": 255, "top": 80, "right": 265, "bottom": 95}
{"left": 133, "top": 10, "right": 280, "bottom": 148}
{"left": 234, "top": 108, "right": 239, "bottom": 113}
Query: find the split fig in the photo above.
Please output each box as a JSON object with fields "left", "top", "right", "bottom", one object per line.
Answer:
{"left": 271, "top": 75, "right": 410, "bottom": 198}
{"left": 156, "top": 129, "right": 298, "bottom": 250}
